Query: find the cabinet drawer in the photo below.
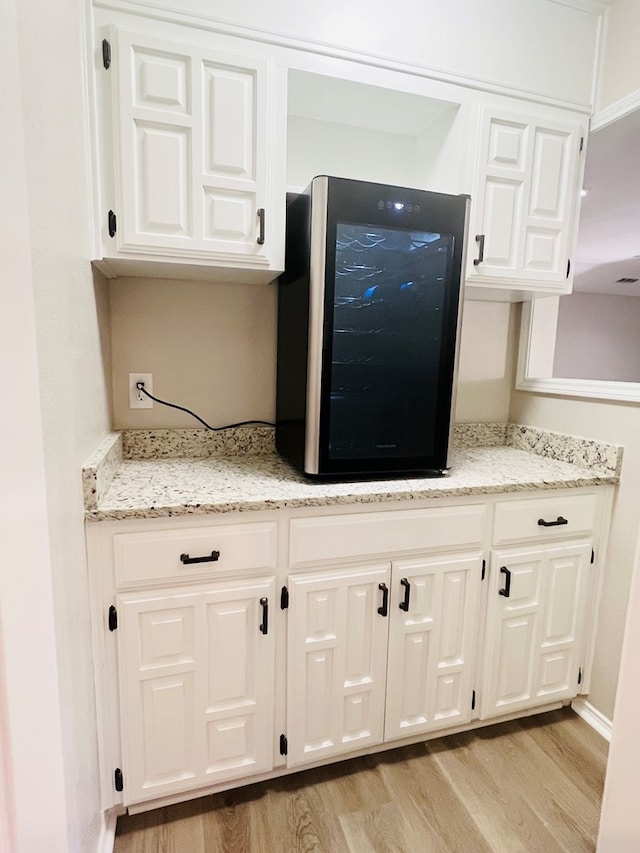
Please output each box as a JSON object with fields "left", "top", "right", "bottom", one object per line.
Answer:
{"left": 114, "top": 522, "right": 277, "bottom": 587}
{"left": 289, "top": 505, "right": 486, "bottom": 568}
{"left": 492, "top": 493, "right": 598, "bottom": 546}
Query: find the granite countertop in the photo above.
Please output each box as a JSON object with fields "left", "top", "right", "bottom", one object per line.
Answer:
{"left": 83, "top": 424, "right": 622, "bottom": 522}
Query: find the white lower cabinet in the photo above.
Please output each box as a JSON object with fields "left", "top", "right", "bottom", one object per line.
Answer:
{"left": 384, "top": 552, "right": 482, "bottom": 741}
{"left": 286, "top": 564, "right": 390, "bottom": 767}
{"left": 480, "top": 540, "right": 591, "bottom": 720}
{"left": 285, "top": 551, "right": 483, "bottom": 767}
{"left": 117, "top": 576, "right": 275, "bottom": 805}
{"left": 89, "top": 487, "right": 610, "bottom": 810}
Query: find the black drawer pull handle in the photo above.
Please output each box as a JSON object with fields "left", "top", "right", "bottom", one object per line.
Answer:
{"left": 537, "top": 516, "right": 568, "bottom": 528}
{"left": 180, "top": 550, "right": 221, "bottom": 565}
{"left": 473, "top": 233, "right": 485, "bottom": 266}
{"left": 399, "top": 578, "right": 411, "bottom": 612}
{"left": 257, "top": 208, "right": 265, "bottom": 245}
{"left": 378, "top": 582, "right": 389, "bottom": 617}
{"left": 499, "top": 566, "right": 512, "bottom": 598}
{"left": 259, "top": 597, "right": 269, "bottom": 635}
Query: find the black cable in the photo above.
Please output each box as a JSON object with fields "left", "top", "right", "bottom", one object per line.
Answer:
{"left": 135, "top": 383, "right": 275, "bottom": 431}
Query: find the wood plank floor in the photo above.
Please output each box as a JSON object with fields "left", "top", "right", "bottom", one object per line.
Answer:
{"left": 114, "top": 708, "right": 608, "bottom": 853}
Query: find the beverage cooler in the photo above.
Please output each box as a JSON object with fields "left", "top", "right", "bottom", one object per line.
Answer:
{"left": 276, "top": 176, "right": 470, "bottom": 478}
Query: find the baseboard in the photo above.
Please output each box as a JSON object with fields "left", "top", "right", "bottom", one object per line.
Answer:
{"left": 571, "top": 697, "right": 613, "bottom": 742}
{"left": 97, "top": 810, "right": 117, "bottom": 853}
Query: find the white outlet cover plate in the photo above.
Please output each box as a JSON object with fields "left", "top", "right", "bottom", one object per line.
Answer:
{"left": 129, "top": 373, "right": 153, "bottom": 408}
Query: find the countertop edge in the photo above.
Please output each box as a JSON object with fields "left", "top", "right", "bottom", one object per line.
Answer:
{"left": 84, "top": 471, "right": 618, "bottom": 523}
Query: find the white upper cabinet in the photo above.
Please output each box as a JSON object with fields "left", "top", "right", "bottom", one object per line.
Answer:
{"left": 88, "top": 7, "right": 589, "bottom": 294}
{"left": 92, "top": 20, "right": 285, "bottom": 282}
{"left": 465, "top": 106, "right": 586, "bottom": 299}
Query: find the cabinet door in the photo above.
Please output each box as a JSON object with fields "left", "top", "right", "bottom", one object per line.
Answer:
{"left": 384, "top": 552, "right": 482, "bottom": 741}
{"left": 467, "top": 106, "right": 584, "bottom": 292}
{"left": 118, "top": 577, "right": 275, "bottom": 805}
{"left": 286, "top": 564, "right": 390, "bottom": 767}
{"left": 480, "top": 541, "right": 591, "bottom": 719}
{"left": 112, "top": 29, "right": 273, "bottom": 265}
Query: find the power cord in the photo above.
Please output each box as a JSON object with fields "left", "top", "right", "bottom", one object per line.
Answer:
{"left": 135, "top": 382, "right": 275, "bottom": 431}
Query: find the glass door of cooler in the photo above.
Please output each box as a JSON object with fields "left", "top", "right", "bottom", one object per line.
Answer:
{"left": 320, "top": 214, "right": 460, "bottom": 474}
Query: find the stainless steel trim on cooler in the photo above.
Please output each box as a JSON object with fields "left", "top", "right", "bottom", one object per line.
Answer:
{"left": 304, "top": 176, "right": 329, "bottom": 475}
{"left": 445, "top": 194, "right": 472, "bottom": 470}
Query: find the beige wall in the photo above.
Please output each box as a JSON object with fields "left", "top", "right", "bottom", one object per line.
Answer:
{"left": 597, "top": 0, "right": 640, "bottom": 110}
{"left": 109, "top": 281, "right": 516, "bottom": 429}
{"left": 510, "top": 391, "right": 640, "bottom": 720}
{"left": 110, "top": 278, "right": 278, "bottom": 429}
{"left": 455, "top": 301, "right": 518, "bottom": 423}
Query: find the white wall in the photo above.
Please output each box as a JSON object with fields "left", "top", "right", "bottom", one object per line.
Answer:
{"left": 13, "top": 0, "right": 114, "bottom": 850}
{"left": 145, "top": 0, "right": 599, "bottom": 106}
{"left": 598, "top": 533, "right": 640, "bottom": 850}
{"left": 553, "top": 292, "right": 640, "bottom": 382}
{"left": 0, "top": 0, "right": 70, "bottom": 850}
{"left": 597, "top": 0, "right": 640, "bottom": 110}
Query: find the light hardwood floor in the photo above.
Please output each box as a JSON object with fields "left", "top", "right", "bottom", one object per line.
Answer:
{"left": 114, "top": 707, "right": 608, "bottom": 852}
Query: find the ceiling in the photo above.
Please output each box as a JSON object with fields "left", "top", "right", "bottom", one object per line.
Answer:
{"left": 573, "top": 107, "right": 640, "bottom": 296}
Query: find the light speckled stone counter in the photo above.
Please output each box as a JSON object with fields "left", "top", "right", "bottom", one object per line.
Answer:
{"left": 83, "top": 424, "right": 622, "bottom": 522}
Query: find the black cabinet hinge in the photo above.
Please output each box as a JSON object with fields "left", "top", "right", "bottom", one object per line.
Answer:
{"left": 280, "top": 586, "right": 289, "bottom": 610}
{"left": 114, "top": 767, "right": 123, "bottom": 792}
{"left": 481, "top": 559, "right": 486, "bottom": 581}
{"left": 578, "top": 667, "right": 583, "bottom": 685}
{"left": 566, "top": 258, "right": 571, "bottom": 278}
{"left": 102, "top": 39, "right": 111, "bottom": 70}
{"left": 579, "top": 136, "right": 584, "bottom": 153}
{"left": 108, "top": 210, "right": 117, "bottom": 238}
{"left": 591, "top": 549, "right": 595, "bottom": 565}
{"left": 279, "top": 734, "right": 288, "bottom": 756}
{"left": 471, "top": 689, "right": 476, "bottom": 711}
{"left": 108, "top": 605, "right": 118, "bottom": 631}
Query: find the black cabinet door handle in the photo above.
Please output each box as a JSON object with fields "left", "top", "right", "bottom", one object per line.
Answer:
{"left": 499, "top": 566, "right": 512, "bottom": 598}
{"left": 257, "top": 208, "right": 265, "bottom": 245}
{"left": 377, "top": 582, "right": 389, "bottom": 617}
{"left": 399, "top": 578, "right": 411, "bottom": 612}
{"left": 473, "top": 233, "right": 485, "bottom": 266}
{"left": 180, "top": 550, "right": 221, "bottom": 565}
{"left": 259, "top": 597, "right": 268, "bottom": 635}
{"left": 537, "top": 516, "right": 568, "bottom": 528}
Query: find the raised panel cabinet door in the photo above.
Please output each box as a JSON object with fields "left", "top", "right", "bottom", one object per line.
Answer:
{"left": 113, "top": 29, "right": 270, "bottom": 262}
{"left": 117, "top": 576, "right": 275, "bottom": 806}
{"left": 468, "top": 106, "right": 583, "bottom": 289}
{"left": 480, "top": 541, "right": 591, "bottom": 719}
{"left": 286, "top": 564, "right": 390, "bottom": 767}
{"left": 384, "top": 552, "right": 482, "bottom": 741}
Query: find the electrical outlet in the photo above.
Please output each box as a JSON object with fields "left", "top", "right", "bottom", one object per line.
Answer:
{"left": 129, "top": 373, "right": 153, "bottom": 409}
